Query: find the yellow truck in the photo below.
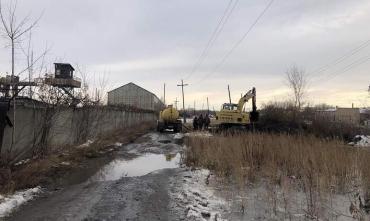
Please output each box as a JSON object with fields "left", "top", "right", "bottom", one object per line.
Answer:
{"left": 157, "top": 105, "right": 182, "bottom": 133}
{"left": 215, "top": 87, "right": 259, "bottom": 129}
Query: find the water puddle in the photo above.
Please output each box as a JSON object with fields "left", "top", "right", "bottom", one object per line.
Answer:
{"left": 89, "top": 153, "right": 181, "bottom": 182}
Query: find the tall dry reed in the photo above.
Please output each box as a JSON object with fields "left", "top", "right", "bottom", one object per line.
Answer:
{"left": 185, "top": 132, "right": 370, "bottom": 193}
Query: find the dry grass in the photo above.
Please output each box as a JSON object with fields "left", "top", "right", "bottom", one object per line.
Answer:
{"left": 0, "top": 122, "right": 155, "bottom": 193}
{"left": 185, "top": 132, "right": 370, "bottom": 193}
{"left": 185, "top": 132, "right": 370, "bottom": 218}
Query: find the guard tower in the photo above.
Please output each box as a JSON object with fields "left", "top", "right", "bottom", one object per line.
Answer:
{"left": 39, "top": 63, "right": 82, "bottom": 104}
{"left": 43, "top": 63, "right": 81, "bottom": 88}
{"left": 55, "top": 63, "right": 74, "bottom": 79}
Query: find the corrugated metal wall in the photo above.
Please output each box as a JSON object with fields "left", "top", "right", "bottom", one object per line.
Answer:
{"left": 108, "top": 83, "right": 163, "bottom": 111}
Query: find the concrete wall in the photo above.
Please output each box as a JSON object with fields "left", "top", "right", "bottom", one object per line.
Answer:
{"left": 1, "top": 105, "right": 157, "bottom": 161}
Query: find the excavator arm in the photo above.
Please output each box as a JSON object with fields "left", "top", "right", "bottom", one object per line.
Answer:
{"left": 237, "top": 87, "right": 256, "bottom": 112}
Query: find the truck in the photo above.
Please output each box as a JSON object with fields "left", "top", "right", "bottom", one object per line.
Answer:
{"left": 157, "top": 105, "right": 183, "bottom": 133}
{"left": 214, "top": 87, "right": 259, "bottom": 130}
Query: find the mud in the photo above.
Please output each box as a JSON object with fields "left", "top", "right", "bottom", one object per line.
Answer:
{"left": 5, "top": 132, "right": 190, "bottom": 221}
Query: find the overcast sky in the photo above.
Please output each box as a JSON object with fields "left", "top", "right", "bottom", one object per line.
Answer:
{"left": 0, "top": 0, "right": 369, "bottom": 109}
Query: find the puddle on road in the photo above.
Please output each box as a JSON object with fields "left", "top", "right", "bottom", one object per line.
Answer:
{"left": 89, "top": 153, "right": 181, "bottom": 182}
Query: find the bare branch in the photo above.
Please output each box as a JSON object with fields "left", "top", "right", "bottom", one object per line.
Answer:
{"left": 14, "top": 12, "right": 43, "bottom": 39}
{"left": 0, "top": 1, "right": 11, "bottom": 36}
{"left": 16, "top": 45, "right": 50, "bottom": 76}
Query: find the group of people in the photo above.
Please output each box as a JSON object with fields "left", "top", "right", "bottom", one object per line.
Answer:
{"left": 193, "top": 114, "right": 210, "bottom": 130}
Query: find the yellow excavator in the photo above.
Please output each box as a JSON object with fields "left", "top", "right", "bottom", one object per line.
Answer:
{"left": 215, "top": 87, "right": 259, "bottom": 129}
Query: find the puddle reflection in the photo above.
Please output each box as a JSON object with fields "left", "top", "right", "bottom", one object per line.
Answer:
{"left": 89, "top": 153, "right": 181, "bottom": 182}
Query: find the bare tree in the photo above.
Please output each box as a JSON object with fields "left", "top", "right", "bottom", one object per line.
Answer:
{"left": 19, "top": 31, "right": 50, "bottom": 99}
{"left": 285, "top": 65, "right": 308, "bottom": 110}
{"left": 0, "top": 0, "right": 42, "bottom": 79}
{"left": 0, "top": 1, "right": 44, "bottom": 162}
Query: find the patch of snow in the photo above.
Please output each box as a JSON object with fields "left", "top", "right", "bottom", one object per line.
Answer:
{"left": 146, "top": 133, "right": 159, "bottom": 142}
{"left": 170, "top": 169, "right": 229, "bottom": 220}
{"left": 77, "top": 140, "right": 94, "bottom": 149}
{"left": 173, "top": 133, "right": 184, "bottom": 140}
{"left": 60, "top": 161, "right": 71, "bottom": 166}
{"left": 185, "top": 132, "right": 213, "bottom": 138}
{"left": 0, "top": 187, "right": 41, "bottom": 218}
{"left": 350, "top": 135, "right": 370, "bottom": 147}
{"left": 115, "top": 142, "right": 123, "bottom": 147}
{"left": 14, "top": 159, "right": 30, "bottom": 166}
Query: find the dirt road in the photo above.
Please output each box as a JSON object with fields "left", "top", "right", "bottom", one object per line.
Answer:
{"left": 6, "top": 132, "right": 228, "bottom": 221}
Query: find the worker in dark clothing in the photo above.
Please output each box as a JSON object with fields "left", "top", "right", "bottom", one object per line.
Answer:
{"left": 204, "top": 114, "right": 210, "bottom": 129}
{"left": 193, "top": 116, "right": 198, "bottom": 130}
{"left": 198, "top": 114, "right": 204, "bottom": 130}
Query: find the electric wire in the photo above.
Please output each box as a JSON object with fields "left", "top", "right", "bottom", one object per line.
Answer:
{"left": 184, "top": 0, "right": 239, "bottom": 80}
{"left": 195, "top": 0, "right": 275, "bottom": 84}
{"left": 308, "top": 39, "right": 370, "bottom": 78}
{"left": 313, "top": 54, "right": 370, "bottom": 85}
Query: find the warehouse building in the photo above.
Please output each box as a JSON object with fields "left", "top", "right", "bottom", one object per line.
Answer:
{"left": 315, "top": 107, "right": 361, "bottom": 125}
{"left": 107, "top": 82, "right": 164, "bottom": 111}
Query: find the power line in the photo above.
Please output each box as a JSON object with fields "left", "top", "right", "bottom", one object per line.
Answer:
{"left": 309, "top": 39, "right": 370, "bottom": 78}
{"left": 196, "top": 0, "right": 275, "bottom": 84}
{"left": 313, "top": 54, "right": 370, "bottom": 85}
{"left": 184, "top": 0, "right": 239, "bottom": 80}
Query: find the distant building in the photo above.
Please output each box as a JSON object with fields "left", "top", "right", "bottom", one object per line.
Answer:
{"left": 107, "top": 82, "right": 164, "bottom": 111}
{"left": 361, "top": 108, "right": 370, "bottom": 127}
{"left": 315, "top": 107, "right": 361, "bottom": 125}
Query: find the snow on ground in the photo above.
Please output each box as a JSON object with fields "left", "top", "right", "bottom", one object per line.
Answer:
{"left": 147, "top": 132, "right": 160, "bottom": 142}
{"left": 349, "top": 135, "right": 370, "bottom": 147}
{"left": 203, "top": 174, "right": 370, "bottom": 221}
{"left": 14, "top": 159, "right": 30, "bottom": 166}
{"left": 173, "top": 133, "right": 184, "bottom": 140}
{"left": 114, "top": 142, "right": 123, "bottom": 147}
{"left": 169, "top": 167, "right": 365, "bottom": 220}
{"left": 185, "top": 131, "right": 213, "bottom": 138}
{"left": 170, "top": 169, "right": 229, "bottom": 221}
{"left": 77, "top": 139, "right": 94, "bottom": 148}
{"left": 0, "top": 187, "right": 41, "bottom": 218}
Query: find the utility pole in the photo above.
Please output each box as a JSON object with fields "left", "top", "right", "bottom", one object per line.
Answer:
{"left": 177, "top": 79, "right": 188, "bottom": 123}
{"left": 207, "top": 97, "right": 210, "bottom": 115}
{"left": 193, "top": 100, "right": 196, "bottom": 116}
{"left": 29, "top": 50, "right": 34, "bottom": 99}
{"left": 174, "top": 97, "right": 179, "bottom": 109}
{"left": 228, "top": 85, "right": 232, "bottom": 104}
{"left": 163, "top": 83, "right": 166, "bottom": 105}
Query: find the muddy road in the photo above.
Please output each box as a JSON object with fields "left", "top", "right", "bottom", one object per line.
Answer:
{"left": 6, "top": 132, "right": 228, "bottom": 221}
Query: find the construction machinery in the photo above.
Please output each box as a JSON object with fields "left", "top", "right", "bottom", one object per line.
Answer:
{"left": 215, "top": 87, "right": 259, "bottom": 129}
{"left": 157, "top": 105, "right": 182, "bottom": 133}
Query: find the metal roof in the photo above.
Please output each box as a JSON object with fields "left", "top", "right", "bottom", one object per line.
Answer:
{"left": 107, "top": 82, "right": 161, "bottom": 101}
{"left": 54, "top": 63, "right": 75, "bottom": 71}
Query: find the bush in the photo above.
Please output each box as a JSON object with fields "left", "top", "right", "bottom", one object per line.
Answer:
{"left": 258, "top": 101, "right": 303, "bottom": 133}
{"left": 258, "top": 102, "right": 369, "bottom": 141}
